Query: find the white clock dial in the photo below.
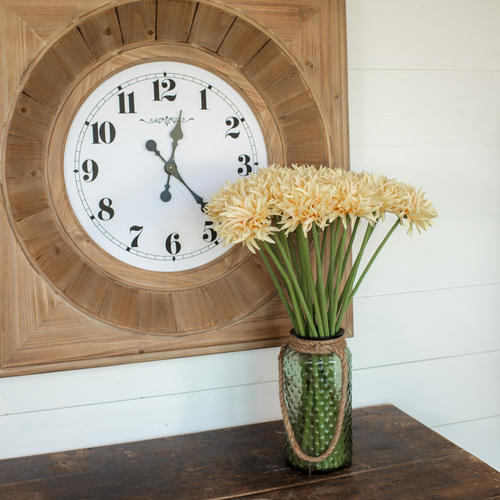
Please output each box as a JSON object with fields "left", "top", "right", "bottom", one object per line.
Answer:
{"left": 64, "top": 61, "right": 268, "bottom": 272}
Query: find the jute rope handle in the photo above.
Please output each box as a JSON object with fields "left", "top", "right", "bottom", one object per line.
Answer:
{"left": 278, "top": 333, "right": 348, "bottom": 463}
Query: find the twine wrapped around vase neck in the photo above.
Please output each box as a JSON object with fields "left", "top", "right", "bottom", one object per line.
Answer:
{"left": 278, "top": 332, "right": 349, "bottom": 464}
{"left": 288, "top": 333, "right": 347, "bottom": 355}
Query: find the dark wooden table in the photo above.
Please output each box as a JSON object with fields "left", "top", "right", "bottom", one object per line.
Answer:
{"left": 1, "top": 404, "right": 499, "bottom": 499}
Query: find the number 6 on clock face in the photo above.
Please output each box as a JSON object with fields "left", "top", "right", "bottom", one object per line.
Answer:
{"left": 64, "top": 61, "right": 268, "bottom": 272}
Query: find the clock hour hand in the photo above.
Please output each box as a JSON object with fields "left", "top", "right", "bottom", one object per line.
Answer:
{"left": 146, "top": 139, "right": 172, "bottom": 201}
{"left": 145, "top": 139, "right": 206, "bottom": 211}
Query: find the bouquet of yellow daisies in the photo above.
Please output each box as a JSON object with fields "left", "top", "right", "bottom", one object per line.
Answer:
{"left": 205, "top": 165, "right": 437, "bottom": 338}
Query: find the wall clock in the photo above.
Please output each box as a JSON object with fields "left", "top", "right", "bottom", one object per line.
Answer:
{"left": 63, "top": 60, "right": 267, "bottom": 272}
{"left": 0, "top": 0, "right": 350, "bottom": 376}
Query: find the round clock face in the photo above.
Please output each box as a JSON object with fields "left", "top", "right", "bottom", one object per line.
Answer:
{"left": 64, "top": 61, "right": 267, "bottom": 272}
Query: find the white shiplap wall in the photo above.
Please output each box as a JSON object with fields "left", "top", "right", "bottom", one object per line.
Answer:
{"left": 1, "top": 0, "right": 499, "bottom": 472}
{"left": 346, "top": 0, "right": 500, "bottom": 472}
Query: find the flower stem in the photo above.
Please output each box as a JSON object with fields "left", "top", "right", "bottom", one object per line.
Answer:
{"left": 335, "top": 222, "right": 376, "bottom": 332}
{"left": 326, "top": 220, "right": 341, "bottom": 328}
{"left": 261, "top": 241, "right": 306, "bottom": 336}
{"left": 288, "top": 233, "right": 303, "bottom": 292}
{"left": 257, "top": 247, "right": 297, "bottom": 332}
{"left": 338, "top": 224, "right": 375, "bottom": 314}
{"left": 347, "top": 218, "right": 401, "bottom": 306}
{"left": 320, "top": 224, "right": 329, "bottom": 264}
{"left": 312, "top": 225, "right": 329, "bottom": 335}
{"left": 339, "top": 217, "right": 360, "bottom": 279}
{"left": 296, "top": 228, "right": 313, "bottom": 319}
{"left": 300, "top": 378, "right": 315, "bottom": 452}
{"left": 330, "top": 220, "right": 348, "bottom": 335}
{"left": 267, "top": 238, "right": 319, "bottom": 338}
{"left": 296, "top": 227, "right": 323, "bottom": 336}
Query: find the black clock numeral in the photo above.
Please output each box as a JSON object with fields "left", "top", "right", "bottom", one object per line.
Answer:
{"left": 203, "top": 221, "right": 217, "bottom": 243}
{"left": 97, "top": 198, "right": 115, "bottom": 221}
{"left": 225, "top": 116, "right": 240, "bottom": 139}
{"left": 200, "top": 88, "right": 208, "bottom": 110}
{"left": 82, "top": 159, "right": 99, "bottom": 182}
{"left": 153, "top": 79, "right": 177, "bottom": 102}
{"left": 91, "top": 121, "right": 116, "bottom": 144}
{"left": 118, "top": 91, "right": 136, "bottom": 114}
{"left": 237, "top": 154, "right": 252, "bottom": 176}
{"left": 129, "top": 225, "right": 144, "bottom": 248}
{"left": 165, "top": 232, "right": 181, "bottom": 255}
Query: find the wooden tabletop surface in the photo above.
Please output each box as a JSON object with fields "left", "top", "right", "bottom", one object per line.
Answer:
{"left": 1, "top": 404, "right": 499, "bottom": 499}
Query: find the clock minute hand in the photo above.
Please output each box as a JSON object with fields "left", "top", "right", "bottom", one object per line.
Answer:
{"left": 166, "top": 111, "right": 207, "bottom": 210}
{"left": 167, "top": 110, "right": 184, "bottom": 164}
{"left": 145, "top": 140, "right": 206, "bottom": 211}
{"left": 167, "top": 162, "right": 206, "bottom": 211}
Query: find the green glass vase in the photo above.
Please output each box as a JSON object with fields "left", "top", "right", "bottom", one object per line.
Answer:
{"left": 280, "top": 330, "right": 352, "bottom": 474}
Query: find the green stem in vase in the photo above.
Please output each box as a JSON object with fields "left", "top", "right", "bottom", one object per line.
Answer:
{"left": 273, "top": 234, "right": 319, "bottom": 338}
{"left": 275, "top": 224, "right": 293, "bottom": 270}
{"left": 312, "top": 225, "right": 329, "bottom": 336}
{"left": 335, "top": 222, "right": 376, "bottom": 332}
{"left": 261, "top": 241, "right": 306, "bottom": 336}
{"left": 257, "top": 247, "right": 296, "bottom": 332}
{"left": 314, "top": 411, "right": 320, "bottom": 457}
{"left": 326, "top": 220, "right": 341, "bottom": 329}
{"left": 339, "top": 217, "right": 361, "bottom": 279}
{"left": 320, "top": 224, "right": 329, "bottom": 263}
{"left": 300, "top": 375, "right": 315, "bottom": 454}
{"left": 295, "top": 359, "right": 308, "bottom": 445}
{"left": 315, "top": 356, "right": 328, "bottom": 458}
{"left": 287, "top": 233, "right": 303, "bottom": 293}
{"left": 347, "top": 218, "right": 401, "bottom": 305}
{"left": 295, "top": 228, "right": 311, "bottom": 313}
{"left": 295, "top": 227, "right": 324, "bottom": 337}
{"left": 295, "top": 227, "right": 316, "bottom": 335}
{"left": 330, "top": 219, "right": 348, "bottom": 333}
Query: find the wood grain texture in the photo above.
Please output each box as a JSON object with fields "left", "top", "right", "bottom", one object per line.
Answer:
{"left": 217, "top": 17, "right": 269, "bottom": 68}
{"left": 0, "top": 405, "right": 499, "bottom": 499}
{"left": 244, "top": 41, "right": 329, "bottom": 166}
{"left": 0, "top": 2, "right": 45, "bottom": 126}
{"left": 157, "top": 0, "right": 197, "bottom": 42}
{"left": 3, "top": 0, "right": 106, "bottom": 42}
{"left": 2, "top": 295, "right": 289, "bottom": 374}
{"left": 188, "top": 2, "right": 235, "bottom": 52}
{"left": 0, "top": 0, "right": 350, "bottom": 376}
{"left": 117, "top": 0, "right": 157, "bottom": 44}
{"left": 78, "top": 8, "right": 124, "bottom": 59}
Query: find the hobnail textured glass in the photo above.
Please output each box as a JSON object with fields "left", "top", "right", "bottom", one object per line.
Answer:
{"left": 282, "top": 338, "right": 352, "bottom": 473}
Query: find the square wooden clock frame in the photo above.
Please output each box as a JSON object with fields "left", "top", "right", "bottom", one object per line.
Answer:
{"left": 0, "top": 0, "right": 350, "bottom": 377}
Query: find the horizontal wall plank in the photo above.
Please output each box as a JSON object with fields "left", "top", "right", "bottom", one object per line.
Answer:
{"left": 350, "top": 144, "right": 500, "bottom": 218}
{"left": 352, "top": 214, "right": 500, "bottom": 296}
{"left": 0, "top": 348, "right": 279, "bottom": 416}
{"left": 0, "top": 381, "right": 281, "bottom": 460}
{"left": 434, "top": 416, "right": 500, "bottom": 472}
{"left": 2, "top": 282, "right": 498, "bottom": 417}
{"left": 347, "top": 0, "right": 500, "bottom": 72}
{"left": 348, "top": 70, "right": 500, "bottom": 147}
{"left": 351, "top": 283, "right": 500, "bottom": 369}
{"left": 352, "top": 350, "right": 500, "bottom": 428}
{"left": 2, "top": 350, "right": 499, "bottom": 460}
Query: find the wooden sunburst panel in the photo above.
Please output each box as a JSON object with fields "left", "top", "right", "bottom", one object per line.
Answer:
{"left": 47, "top": 43, "right": 281, "bottom": 293}
{"left": 0, "top": 0, "right": 350, "bottom": 376}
